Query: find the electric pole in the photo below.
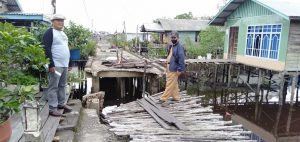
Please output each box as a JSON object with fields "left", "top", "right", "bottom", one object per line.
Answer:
{"left": 52, "top": 0, "right": 56, "bottom": 14}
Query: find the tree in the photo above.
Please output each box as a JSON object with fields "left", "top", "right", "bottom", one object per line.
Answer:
{"left": 199, "top": 26, "right": 225, "bottom": 57}
{"left": 174, "top": 12, "right": 194, "bottom": 19}
{"left": 64, "top": 21, "right": 97, "bottom": 60}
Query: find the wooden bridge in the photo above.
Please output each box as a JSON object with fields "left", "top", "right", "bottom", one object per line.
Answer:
{"left": 103, "top": 91, "right": 254, "bottom": 142}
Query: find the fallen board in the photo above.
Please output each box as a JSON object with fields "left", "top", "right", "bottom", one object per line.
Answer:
{"left": 143, "top": 96, "right": 188, "bottom": 130}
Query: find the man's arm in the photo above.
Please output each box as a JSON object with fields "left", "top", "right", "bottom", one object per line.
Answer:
{"left": 42, "top": 28, "right": 55, "bottom": 68}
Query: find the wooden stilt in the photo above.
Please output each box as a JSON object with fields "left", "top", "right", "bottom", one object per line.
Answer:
{"left": 213, "top": 64, "right": 218, "bottom": 106}
{"left": 282, "top": 75, "right": 289, "bottom": 105}
{"left": 225, "top": 64, "right": 232, "bottom": 111}
{"left": 120, "top": 78, "right": 125, "bottom": 102}
{"left": 222, "top": 64, "right": 226, "bottom": 83}
{"left": 235, "top": 66, "right": 240, "bottom": 87}
{"left": 273, "top": 105, "right": 282, "bottom": 137}
{"left": 132, "top": 78, "right": 136, "bottom": 97}
{"left": 255, "top": 69, "right": 262, "bottom": 121}
{"left": 278, "top": 72, "right": 285, "bottom": 106}
{"left": 266, "top": 70, "right": 272, "bottom": 104}
{"left": 296, "top": 75, "right": 299, "bottom": 104}
{"left": 92, "top": 76, "right": 100, "bottom": 93}
{"left": 286, "top": 74, "right": 297, "bottom": 133}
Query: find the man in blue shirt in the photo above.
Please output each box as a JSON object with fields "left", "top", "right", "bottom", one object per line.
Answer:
{"left": 159, "top": 31, "right": 185, "bottom": 103}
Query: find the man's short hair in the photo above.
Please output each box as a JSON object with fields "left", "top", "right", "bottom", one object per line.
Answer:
{"left": 170, "top": 31, "right": 179, "bottom": 38}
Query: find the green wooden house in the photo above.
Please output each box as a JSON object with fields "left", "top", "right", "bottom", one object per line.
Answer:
{"left": 209, "top": 0, "right": 300, "bottom": 72}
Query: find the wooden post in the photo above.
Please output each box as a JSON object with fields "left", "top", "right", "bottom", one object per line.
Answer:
{"left": 255, "top": 69, "right": 262, "bottom": 121}
{"left": 235, "top": 66, "right": 240, "bottom": 87}
{"left": 273, "top": 104, "right": 282, "bottom": 137}
{"left": 297, "top": 83, "right": 299, "bottom": 104}
{"left": 245, "top": 67, "right": 251, "bottom": 104}
{"left": 278, "top": 72, "right": 285, "bottom": 106}
{"left": 213, "top": 64, "right": 218, "bottom": 106}
{"left": 282, "top": 75, "right": 289, "bottom": 105}
{"left": 132, "top": 78, "right": 136, "bottom": 97}
{"left": 234, "top": 92, "right": 238, "bottom": 110}
{"left": 266, "top": 70, "right": 272, "bottom": 104}
{"left": 286, "top": 74, "right": 297, "bottom": 133}
{"left": 222, "top": 64, "right": 226, "bottom": 83}
{"left": 225, "top": 64, "right": 232, "bottom": 111}
{"left": 92, "top": 76, "right": 100, "bottom": 93}
{"left": 142, "top": 60, "right": 147, "bottom": 97}
{"left": 120, "top": 78, "right": 125, "bottom": 102}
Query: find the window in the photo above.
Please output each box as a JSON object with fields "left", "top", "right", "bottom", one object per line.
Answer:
{"left": 245, "top": 24, "right": 282, "bottom": 60}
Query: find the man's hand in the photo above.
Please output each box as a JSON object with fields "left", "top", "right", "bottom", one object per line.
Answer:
{"left": 49, "top": 67, "right": 55, "bottom": 73}
{"left": 176, "top": 71, "right": 181, "bottom": 76}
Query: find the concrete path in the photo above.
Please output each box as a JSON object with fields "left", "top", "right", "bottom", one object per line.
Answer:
{"left": 75, "top": 109, "right": 118, "bottom": 142}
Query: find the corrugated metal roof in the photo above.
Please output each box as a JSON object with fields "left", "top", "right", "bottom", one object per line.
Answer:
{"left": 210, "top": 0, "right": 300, "bottom": 26}
{"left": 141, "top": 23, "right": 164, "bottom": 32}
{"left": 0, "top": 13, "right": 51, "bottom": 23}
{"left": 6, "top": 0, "right": 22, "bottom": 12}
{"left": 158, "top": 19, "right": 209, "bottom": 31}
{"left": 256, "top": 0, "right": 300, "bottom": 19}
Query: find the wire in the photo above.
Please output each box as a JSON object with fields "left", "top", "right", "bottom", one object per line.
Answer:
{"left": 81, "top": 0, "right": 91, "bottom": 28}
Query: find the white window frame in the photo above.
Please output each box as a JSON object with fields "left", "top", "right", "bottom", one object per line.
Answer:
{"left": 244, "top": 24, "right": 282, "bottom": 61}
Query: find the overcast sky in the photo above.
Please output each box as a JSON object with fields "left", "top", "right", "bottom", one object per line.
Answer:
{"left": 18, "top": 0, "right": 225, "bottom": 33}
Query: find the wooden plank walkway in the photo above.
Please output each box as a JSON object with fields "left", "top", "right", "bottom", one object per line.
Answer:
{"left": 104, "top": 92, "right": 254, "bottom": 142}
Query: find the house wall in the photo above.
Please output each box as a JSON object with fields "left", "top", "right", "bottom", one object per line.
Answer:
{"left": 223, "top": 0, "right": 290, "bottom": 71}
{"left": 126, "top": 33, "right": 143, "bottom": 42}
{"left": 285, "top": 22, "right": 300, "bottom": 71}
{"left": 179, "top": 31, "right": 197, "bottom": 43}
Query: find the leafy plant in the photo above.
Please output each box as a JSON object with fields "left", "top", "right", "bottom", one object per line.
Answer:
{"left": 0, "top": 22, "right": 47, "bottom": 123}
{"left": 81, "top": 40, "right": 97, "bottom": 60}
{"left": 174, "top": 12, "right": 194, "bottom": 19}
{"left": 64, "top": 21, "right": 97, "bottom": 60}
{"left": 109, "top": 33, "right": 128, "bottom": 48}
{"left": 0, "top": 88, "right": 21, "bottom": 124}
{"left": 6, "top": 72, "right": 38, "bottom": 86}
{"left": 0, "top": 22, "right": 48, "bottom": 73}
{"left": 184, "top": 37, "right": 206, "bottom": 58}
{"left": 68, "top": 71, "right": 85, "bottom": 83}
{"left": 0, "top": 85, "right": 38, "bottom": 123}
{"left": 199, "top": 26, "right": 225, "bottom": 57}
{"left": 31, "top": 22, "right": 50, "bottom": 43}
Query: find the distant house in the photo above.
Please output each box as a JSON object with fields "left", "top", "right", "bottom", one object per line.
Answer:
{"left": 141, "top": 19, "right": 209, "bottom": 44}
{"left": 0, "top": 1, "right": 50, "bottom": 27}
{"left": 0, "top": 0, "right": 22, "bottom": 13}
{"left": 210, "top": 0, "right": 300, "bottom": 72}
{"left": 0, "top": 13, "right": 51, "bottom": 27}
{"left": 126, "top": 32, "right": 144, "bottom": 42}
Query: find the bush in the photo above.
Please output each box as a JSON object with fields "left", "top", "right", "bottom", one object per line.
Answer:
{"left": 110, "top": 33, "right": 128, "bottom": 48}
{"left": 0, "top": 22, "right": 48, "bottom": 122}
{"left": 199, "top": 26, "right": 225, "bottom": 57}
{"left": 184, "top": 37, "right": 207, "bottom": 58}
{"left": 0, "top": 22, "right": 48, "bottom": 75}
{"left": 64, "top": 21, "right": 96, "bottom": 60}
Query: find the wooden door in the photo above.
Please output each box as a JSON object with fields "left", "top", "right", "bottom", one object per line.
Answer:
{"left": 228, "top": 27, "right": 239, "bottom": 60}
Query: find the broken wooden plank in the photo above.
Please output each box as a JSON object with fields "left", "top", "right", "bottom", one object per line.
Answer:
{"left": 137, "top": 99, "right": 172, "bottom": 130}
{"left": 144, "top": 97, "right": 188, "bottom": 130}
